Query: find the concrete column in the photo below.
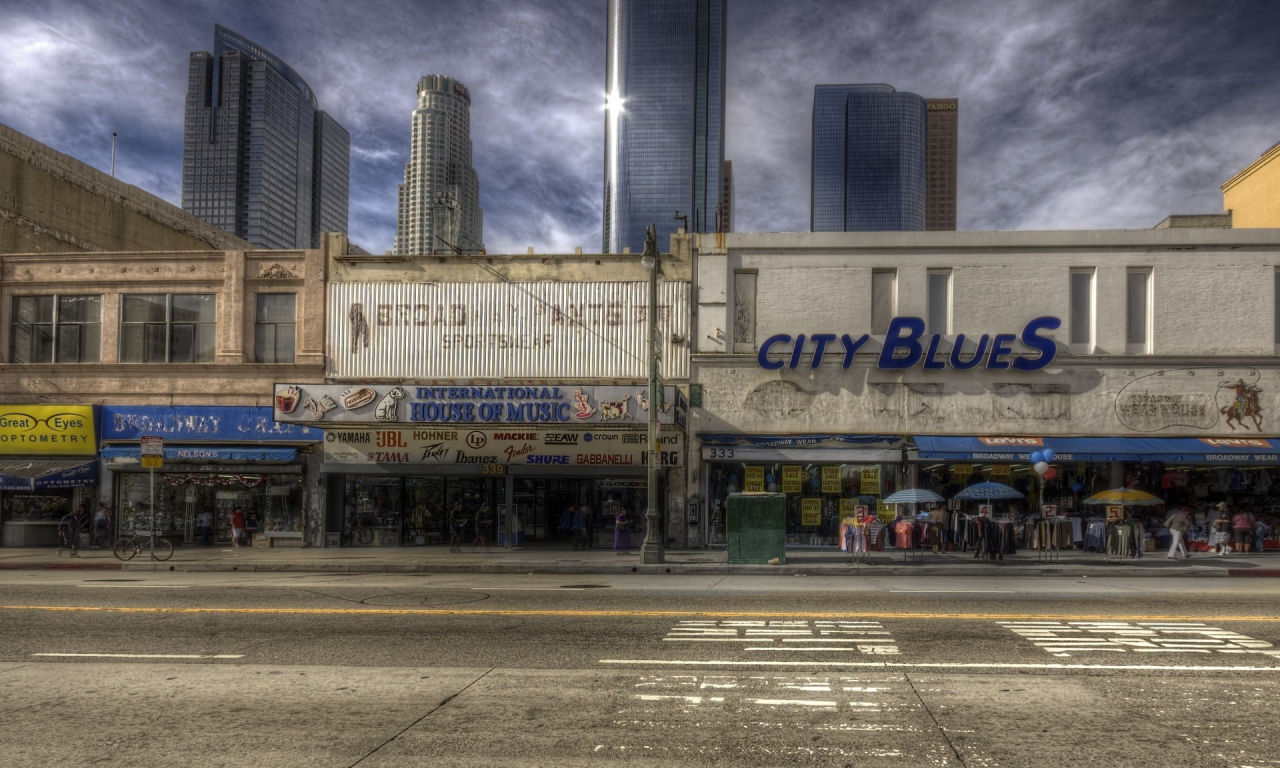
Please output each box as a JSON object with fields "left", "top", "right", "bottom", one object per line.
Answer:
{"left": 303, "top": 451, "right": 326, "bottom": 548}
{"left": 217, "top": 250, "right": 246, "bottom": 363}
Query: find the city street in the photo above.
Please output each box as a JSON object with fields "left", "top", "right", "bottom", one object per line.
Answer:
{"left": 2, "top": 571, "right": 1279, "bottom": 766}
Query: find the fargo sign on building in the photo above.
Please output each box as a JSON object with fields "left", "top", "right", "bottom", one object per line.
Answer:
{"left": 757, "top": 317, "right": 1061, "bottom": 372}
{"left": 328, "top": 282, "right": 690, "bottom": 380}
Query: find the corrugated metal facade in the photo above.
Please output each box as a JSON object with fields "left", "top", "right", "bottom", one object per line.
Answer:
{"left": 328, "top": 282, "right": 690, "bottom": 380}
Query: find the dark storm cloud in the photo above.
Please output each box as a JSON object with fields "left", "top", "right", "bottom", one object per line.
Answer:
{"left": 2, "top": 0, "right": 1277, "bottom": 253}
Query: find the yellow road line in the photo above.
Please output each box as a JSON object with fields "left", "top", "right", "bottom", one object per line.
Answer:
{"left": 3, "top": 605, "right": 1280, "bottom": 622}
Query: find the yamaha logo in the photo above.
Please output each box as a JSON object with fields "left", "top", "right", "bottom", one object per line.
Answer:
{"left": 465, "top": 431, "right": 487, "bottom": 449}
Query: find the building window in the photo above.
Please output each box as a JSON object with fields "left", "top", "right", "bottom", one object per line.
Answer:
{"left": 1069, "top": 269, "right": 1094, "bottom": 351}
{"left": 732, "top": 271, "right": 757, "bottom": 352}
{"left": 871, "top": 270, "right": 897, "bottom": 335}
{"left": 9, "top": 295, "right": 102, "bottom": 363}
{"left": 927, "top": 270, "right": 951, "bottom": 335}
{"left": 255, "top": 293, "right": 296, "bottom": 363}
{"left": 120, "top": 294, "right": 216, "bottom": 363}
{"left": 1126, "top": 269, "right": 1152, "bottom": 353}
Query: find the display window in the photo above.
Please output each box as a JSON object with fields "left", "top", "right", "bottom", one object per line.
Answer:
{"left": 706, "top": 462, "right": 896, "bottom": 547}
{"left": 116, "top": 472, "right": 303, "bottom": 544}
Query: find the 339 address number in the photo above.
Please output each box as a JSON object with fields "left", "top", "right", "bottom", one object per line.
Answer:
{"left": 482, "top": 464, "right": 506, "bottom": 475}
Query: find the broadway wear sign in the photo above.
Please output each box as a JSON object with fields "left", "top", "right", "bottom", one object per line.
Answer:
{"left": 323, "top": 427, "right": 684, "bottom": 467}
{"left": 275, "top": 383, "right": 686, "bottom": 428}
{"left": 328, "top": 282, "right": 690, "bottom": 380}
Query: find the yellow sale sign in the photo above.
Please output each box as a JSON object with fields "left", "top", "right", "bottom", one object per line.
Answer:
{"left": 782, "top": 465, "right": 802, "bottom": 493}
{"left": 821, "top": 466, "right": 842, "bottom": 494}
{"left": 801, "top": 498, "right": 821, "bottom": 526}
{"left": 744, "top": 466, "right": 765, "bottom": 493}
{"left": 860, "top": 466, "right": 881, "bottom": 495}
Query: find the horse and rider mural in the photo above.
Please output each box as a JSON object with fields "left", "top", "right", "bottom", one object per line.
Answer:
{"left": 1220, "top": 378, "right": 1264, "bottom": 431}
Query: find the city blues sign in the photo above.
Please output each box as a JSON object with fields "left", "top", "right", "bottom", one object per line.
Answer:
{"left": 757, "top": 317, "right": 1061, "bottom": 372}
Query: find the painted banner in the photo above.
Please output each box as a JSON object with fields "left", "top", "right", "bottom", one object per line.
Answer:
{"left": 800, "top": 498, "right": 821, "bottom": 526}
{"left": 328, "top": 282, "right": 690, "bottom": 380}
{"left": 274, "top": 383, "right": 682, "bottom": 428}
{"left": 322, "top": 427, "right": 683, "bottom": 468}
{"left": 0, "top": 405, "right": 96, "bottom": 455}
{"left": 781, "top": 465, "right": 802, "bottom": 493}
{"left": 860, "top": 466, "right": 881, "bottom": 495}
{"left": 821, "top": 466, "right": 842, "bottom": 494}
{"left": 744, "top": 466, "right": 765, "bottom": 493}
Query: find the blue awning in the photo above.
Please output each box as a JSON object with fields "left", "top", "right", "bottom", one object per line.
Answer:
{"left": 0, "top": 459, "right": 99, "bottom": 491}
{"left": 101, "top": 446, "right": 298, "bottom": 462}
{"left": 914, "top": 436, "right": 1280, "bottom": 464}
{"left": 701, "top": 435, "right": 902, "bottom": 448}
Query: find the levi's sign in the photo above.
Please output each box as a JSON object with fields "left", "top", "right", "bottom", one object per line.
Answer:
{"left": 757, "top": 317, "right": 1060, "bottom": 372}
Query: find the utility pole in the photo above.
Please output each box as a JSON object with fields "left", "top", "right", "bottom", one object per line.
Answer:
{"left": 110, "top": 132, "right": 117, "bottom": 178}
{"left": 640, "top": 223, "right": 665, "bottom": 564}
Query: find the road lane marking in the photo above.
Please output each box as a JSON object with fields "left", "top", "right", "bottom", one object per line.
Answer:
{"left": 602, "top": 659, "right": 1280, "bottom": 671}
{"left": 662, "top": 619, "right": 901, "bottom": 655}
{"left": 5, "top": 605, "right": 1280, "bottom": 622}
{"left": 32, "top": 653, "right": 243, "bottom": 659}
{"left": 1000, "top": 621, "right": 1280, "bottom": 658}
{"left": 470, "top": 587, "right": 588, "bottom": 591}
{"left": 890, "top": 590, "right": 1015, "bottom": 594}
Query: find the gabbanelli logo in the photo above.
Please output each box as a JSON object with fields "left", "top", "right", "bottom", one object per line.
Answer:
{"left": 977, "top": 437, "right": 1044, "bottom": 447}
{"left": 1199, "top": 438, "right": 1272, "bottom": 448}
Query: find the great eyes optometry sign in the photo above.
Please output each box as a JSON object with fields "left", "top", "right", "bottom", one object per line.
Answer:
{"left": 757, "top": 316, "right": 1061, "bottom": 372}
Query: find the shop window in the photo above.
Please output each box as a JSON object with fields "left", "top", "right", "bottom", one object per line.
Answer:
{"left": 732, "top": 270, "right": 756, "bottom": 352}
{"left": 120, "top": 294, "right": 216, "bottom": 363}
{"left": 254, "top": 293, "right": 296, "bottom": 363}
{"left": 871, "top": 269, "right": 896, "bottom": 335}
{"left": 927, "top": 269, "right": 951, "bottom": 335}
{"left": 1125, "top": 269, "right": 1151, "bottom": 354}
{"left": 1069, "top": 269, "right": 1094, "bottom": 352}
{"left": 116, "top": 473, "right": 301, "bottom": 544}
{"left": 343, "top": 476, "right": 403, "bottom": 547}
{"left": 405, "top": 477, "right": 445, "bottom": 545}
{"left": 9, "top": 295, "right": 102, "bottom": 363}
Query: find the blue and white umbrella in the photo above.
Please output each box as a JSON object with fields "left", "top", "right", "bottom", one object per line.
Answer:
{"left": 954, "top": 482, "right": 1024, "bottom": 501}
{"left": 883, "top": 488, "right": 946, "bottom": 504}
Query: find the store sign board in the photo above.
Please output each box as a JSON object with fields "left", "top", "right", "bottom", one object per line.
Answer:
{"left": 274, "top": 384, "right": 682, "bottom": 427}
{"left": 141, "top": 456, "right": 163, "bottom": 469}
{"left": 103, "top": 406, "right": 320, "bottom": 442}
{"left": 744, "top": 466, "right": 765, "bottom": 493}
{"left": 757, "top": 317, "right": 1060, "bottom": 372}
{"left": 991, "top": 464, "right": 1012, "bottom": 479}
{"left": 322, "top": 427, "right": 683, "bottom": 468}
{"left": 860, "top": 466, "right": 880, "bottom": 495}
{"left": 1043, "top": 504, "right": 1059, "bottom": 518}
{"left": 781, "top": 465, "right": 802, "bottom": 493}
{"left": 801, "top": 498, "right": 821, "bottom": 526}
{"left": 0, "top": 405, "right": 96, "bottom": 456}
{"left": 140, "top": 436, "right": 164, "bottom": 456}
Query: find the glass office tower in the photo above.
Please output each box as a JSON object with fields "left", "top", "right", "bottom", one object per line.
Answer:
{"left": 183, "top": 25, "right": 349, "bottom": 249}
{"left": 811, "top": 84, "right": 927, "bottom": 232}
{"left": 603, "top": 0, "right": 726, "bottom": 254}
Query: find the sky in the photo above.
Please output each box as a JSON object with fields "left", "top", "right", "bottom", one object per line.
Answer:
{"left": 1, "top": 0, "right": 1277, "bottom": 254}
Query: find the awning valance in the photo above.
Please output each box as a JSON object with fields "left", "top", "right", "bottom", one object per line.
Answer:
{"left": 913, "top": 436, "right": 1280, "bottom": 464}
{"left": 0, "top": 458, "right": 99, "bottom": 490}
{"left": 101, "top": 446, "right": 298, "bottom": 463}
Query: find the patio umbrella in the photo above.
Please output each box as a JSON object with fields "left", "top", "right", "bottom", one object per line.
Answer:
{"left": 1081, "top": 488, "right": 1164, "bottom": 506}
{"left": 883, "top": 488, "right": 946, "bottom": 504}
{"left": 954, "top": 482, "right": 1024, "bottom": 501}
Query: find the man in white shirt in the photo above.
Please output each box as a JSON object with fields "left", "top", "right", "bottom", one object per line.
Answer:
{"left": 196, "top": 510, "right": 213, "bottom": 546}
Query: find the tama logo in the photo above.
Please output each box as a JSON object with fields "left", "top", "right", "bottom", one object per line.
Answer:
{"left": 977, "top": 437, "right": 1044, "bottom": 447}
{"left": 544, "top": 434, "right": 579, "bottom": 446}
{"left": 1200, "top": 438, "right": 1272, "bottom": 448}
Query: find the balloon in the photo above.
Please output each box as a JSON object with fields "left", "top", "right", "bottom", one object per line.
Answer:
{"left": 1071, "top": 482, "right": 1083, "bottom": 493}
{"left": 1043, "top": 467, "right": 1057, "bottom": 481}
{"left": 1042, "top": 448, "right": 1056, "bottom": 462}
{"left": 765, "top": 474, "right": 775, "bottom": 484}
{"left": 729, "top": 475, "right": 738, "bottom": 483}
{"left": 1030, "top": 451, "right": 1044, "bottom": 464}
{"left": 1034, "top": 461, "right": 1049, "bottom": 475}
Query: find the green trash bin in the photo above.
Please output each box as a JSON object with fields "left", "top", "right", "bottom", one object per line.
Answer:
{"left": 726, "top": 492, "right": 786, "bottom": 564}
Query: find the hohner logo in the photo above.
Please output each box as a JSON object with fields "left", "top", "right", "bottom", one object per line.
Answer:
{"left": 977, "top": 437, "right": 1044, "bottom": 447}
{"left": 1199, "top": 438, "right": 1272, "bottom": 448}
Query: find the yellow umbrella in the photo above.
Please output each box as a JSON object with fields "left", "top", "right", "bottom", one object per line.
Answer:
{"left": 1081, "top": 488, "right": 1164, "bottom": 506}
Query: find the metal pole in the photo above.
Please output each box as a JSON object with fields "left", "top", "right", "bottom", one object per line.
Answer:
{"left": 149, "top": 466, "right": 155, "bottom": 560}
{"left": 641, "top": 229, "right": 665, "bottom": 564}
{"left": 505, "top": 474, "right": 515, "bottom": 550}
{"left": 110, "top": 132, "right": 117, "bottom": 178}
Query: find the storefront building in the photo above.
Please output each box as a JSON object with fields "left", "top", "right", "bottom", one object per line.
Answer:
{"left": 0, "top": 404, "right": 99, "bottom": 546}
{"left": 688, "top": 229, "right": 1280, "bottom": 551}
{"left": 100, "top": 405, "right": 322, "bottom": 546}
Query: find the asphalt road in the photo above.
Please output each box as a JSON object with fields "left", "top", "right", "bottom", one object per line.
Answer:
{"left": 2, "top": 572, "right": 1279, "bottom": 767}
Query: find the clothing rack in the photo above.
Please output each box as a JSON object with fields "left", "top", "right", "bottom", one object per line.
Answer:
{"left": 840, "top": 519, "right": 873, "bottom": 564}
{"left": 892, "top": 518, "right": 925, "bottom": 563}
{"left": 1027, "top": 517, "right": 1073, "bottom": 563}
{"left": 1105, "top": 520, "right": 1145, "bottom": 562}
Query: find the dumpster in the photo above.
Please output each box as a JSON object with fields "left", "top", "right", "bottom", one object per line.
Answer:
{"left": 726, "top": 492, "right": 786, "bottom": 564}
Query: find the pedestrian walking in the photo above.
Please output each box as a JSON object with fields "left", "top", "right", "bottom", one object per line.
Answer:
{"left": 472, "top": 503, "right": 492, "bottom": 549}
{"left": 572, "top": 505, "right": 589, "bottom": 550}
{"left": 613, "top": 507, "right": 631, "bottom": 554}
{"left": 448, "top": 502, "right": 468, "bottom": 552}
{"left": 196, "top": 509, "right": 213, "bottom": 546}
{"left": 59, "top": 506, "right": 86, "bottom": 556}
{"left": 1233, "top": 506, "right": 1257, "bottom": 554}
{"left": 1211, "top": 502, "right": 1233, "bottom": 555}
{"left": 1164, "top": 506, "right": 1191, "bottom": 559}
{"left": 91, "top": 502, "right": 111, "bottom": 549}
{"left": 229, "top": 507, "right": 246, "bottom": 549}
{"left": 558, "top": 505, "right": 574, "bottom": 542}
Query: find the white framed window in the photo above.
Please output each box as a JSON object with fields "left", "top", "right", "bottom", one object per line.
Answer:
{"left": 120, "top": 294, "right": 216, "bottom": 363}
{"left": 927, "top": 269, "right": 951, "bottom": 335}
{"left": 254, "top": 293, "right": 296, "bottom": 363}
{"left": 1069, "top": 268, "right": 1094, "bottom": 352}
{"left": 9, "top": 295, "right": 102, "bottom": 363}
{"left": 1125, "top": 268, "right": 1152, "bottom": 354}
{"left": 872, "top": 269, "right": 897, "bottom": 335}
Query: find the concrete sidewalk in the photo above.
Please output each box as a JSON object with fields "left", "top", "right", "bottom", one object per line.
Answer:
{"left": 0, "top": 543, "right": 1276, "bottom": 577}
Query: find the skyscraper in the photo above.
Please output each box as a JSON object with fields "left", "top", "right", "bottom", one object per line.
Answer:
{"left": 811, "top": 84, "right": 927, "bottom": 232}
{"left": 395, "top": 75, "right": 484, "bottom": 256}
{"left": 925, "top": 98, "right": 958, "bottom": 231}
{"left": 183, "top": 25, "right": 349, "bottom": 250}
{"left": 721, "top": 159, "right": 734, "bottom": 233}
{"left": 603, "top": 0, "right": 726, "bottom": 254}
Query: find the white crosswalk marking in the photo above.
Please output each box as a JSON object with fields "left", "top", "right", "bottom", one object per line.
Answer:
{"left": 999, "top": 621, "right": 1280, "bottom": 657}
{"left": 663, "top": 620, "right": 900, "bottom": 655}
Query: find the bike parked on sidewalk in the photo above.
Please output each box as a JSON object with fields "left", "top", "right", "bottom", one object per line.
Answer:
{"left": 112, "top": 532, "right": 174, "bottom": 561}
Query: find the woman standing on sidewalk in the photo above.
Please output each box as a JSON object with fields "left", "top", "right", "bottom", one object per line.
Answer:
{"left": 1233, "top": 506, "right": 1257, "bottom": 554}
{"left": 613, "top": 507, "right": 631, "bottom": 554}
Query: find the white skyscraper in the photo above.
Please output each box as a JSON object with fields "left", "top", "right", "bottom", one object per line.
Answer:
{"left": 395, "top": 75, "right": 484, "bottom": 255}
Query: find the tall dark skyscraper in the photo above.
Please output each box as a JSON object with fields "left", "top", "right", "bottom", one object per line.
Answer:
{"left": 925, "top": 98, "right": 958, "bottom": 231}
{"left": 811, "top": 84, "right": 928, "bottom": 232}
{"left": 603, "top": 0, "right": 726, "bottom": 254}
{"left": 183, "top": 25, "right": 349, "bottom": 250}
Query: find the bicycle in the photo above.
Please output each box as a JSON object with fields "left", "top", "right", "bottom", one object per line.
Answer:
{"left": 112, "top": 532, "right": 174, "bottom": 561}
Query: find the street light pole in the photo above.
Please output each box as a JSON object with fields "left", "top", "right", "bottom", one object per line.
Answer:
{"left": 640, "top": 224, "right": 665, "bottom": 564}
